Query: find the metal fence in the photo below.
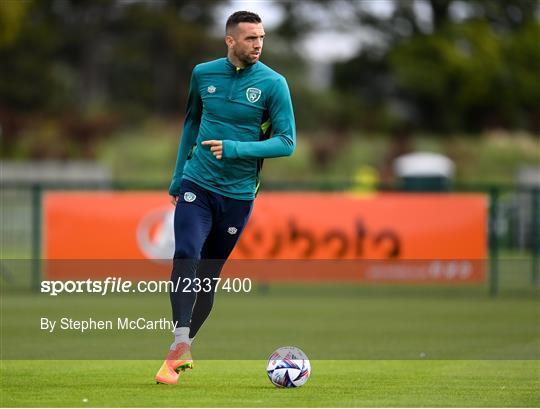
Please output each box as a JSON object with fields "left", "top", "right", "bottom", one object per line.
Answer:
{"left": 1, "top": 181, "right": 539, "bottom": 296}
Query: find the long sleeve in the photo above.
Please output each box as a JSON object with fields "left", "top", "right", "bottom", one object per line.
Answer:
{"left": 222, "top": 77, "right": 296, "bottom": 159}
{"left": 169, "top": 68, "right": 202, "bottom": 196}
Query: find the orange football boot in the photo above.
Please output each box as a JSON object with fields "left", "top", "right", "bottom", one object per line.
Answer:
{"left": 155, "top": 342, "right": 193, "bottom": 385}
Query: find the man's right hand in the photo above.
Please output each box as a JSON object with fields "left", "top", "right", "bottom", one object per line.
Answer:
{"left": 170, "top": 195, "right": 179, "bottom": 206}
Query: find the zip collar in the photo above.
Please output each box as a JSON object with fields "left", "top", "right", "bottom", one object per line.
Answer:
{"left": 225, "top": 57, "right": 258, "bottom": 74}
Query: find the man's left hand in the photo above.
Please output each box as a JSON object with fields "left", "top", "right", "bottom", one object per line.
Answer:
{"left": 202, "top": 140, "right": 223, "bottom": 160}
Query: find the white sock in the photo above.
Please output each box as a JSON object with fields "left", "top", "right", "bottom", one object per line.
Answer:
{"left": 170, "top": 327, "right": 191, "bottom": 349}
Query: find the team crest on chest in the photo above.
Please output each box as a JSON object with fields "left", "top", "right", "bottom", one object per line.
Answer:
{"left": 246, "top": 87, "right": 262, "bottom": 103}
{"left": 207, "top": 85, "right": 216, "bottom": 93}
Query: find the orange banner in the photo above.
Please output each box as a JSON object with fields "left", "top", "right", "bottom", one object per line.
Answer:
{"left": 44, "top": 192, "right": 487, "bottom": 282}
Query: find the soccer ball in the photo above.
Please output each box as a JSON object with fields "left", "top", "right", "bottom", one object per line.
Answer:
{"left": 266, "top": 346, "right": 310, "bottom": 388}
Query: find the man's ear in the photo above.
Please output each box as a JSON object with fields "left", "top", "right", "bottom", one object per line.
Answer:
{"left": 225, "top": 35, "right": 235, "bottom": 49}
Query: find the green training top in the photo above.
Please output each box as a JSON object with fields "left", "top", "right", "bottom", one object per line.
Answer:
{"left": 169, "top": 57, "right": 296, "bottom": 200}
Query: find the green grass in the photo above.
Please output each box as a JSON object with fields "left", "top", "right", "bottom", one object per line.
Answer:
{"left": 1, "top": 283, "right": 539, "bottom": 360}
{"left": 1, "top": 278, "right": 539, "bottom": 407}
{"left": 1, "top": 360, "right": 538, "bottom": 407}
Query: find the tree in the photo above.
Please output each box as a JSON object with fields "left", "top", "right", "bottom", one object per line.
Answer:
{"left": 0, "top": 0, "right": 226, "bottom": 115}
{"left": 332, "top": 0, "right": 540, "bottom": 133}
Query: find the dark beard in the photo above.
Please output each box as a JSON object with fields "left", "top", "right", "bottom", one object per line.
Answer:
{"left": 235, "top": 50, "right": 257, "bottom": 67}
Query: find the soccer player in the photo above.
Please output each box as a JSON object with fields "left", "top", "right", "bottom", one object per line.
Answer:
{"left": 155, "top": 11, "right": 296, "bottom": 384}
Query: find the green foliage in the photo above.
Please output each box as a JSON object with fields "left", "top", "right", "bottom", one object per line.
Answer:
{"left": 447, "top": 131, "right": 540, "bottom": 182}
{"left": 0, "top": 0, "right": 32, "bottom": 47}
{"left": 93, "top": 120, "right": 539, "bottom": 184}
{"left": 504, "top": 21, "right": 540, "bottom": 110}
{"left": 0, "top": 0, "right": 224, "bottom": 115}
{"left": 97, "top": 120, "right": 179, "bottom": 182}
{"left": 332, "top": 0, "right": 540, "bottom": 133}
{"left": 1, "top": 0, "right": 539, "bottom": 162}
{"left": 388, "top": 20, "right": 540, "bottom": 131}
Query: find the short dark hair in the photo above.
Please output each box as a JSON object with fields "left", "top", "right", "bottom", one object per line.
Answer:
{"left": 226, "top": 11, "right": 261, "bottom": 33}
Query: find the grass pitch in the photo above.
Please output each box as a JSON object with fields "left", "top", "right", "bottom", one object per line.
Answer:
{"left": 1, "top": 360, "right": 539, "bottom": 407}
{"left": 1, "top": 264, "right": 539, "bottom": 407}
